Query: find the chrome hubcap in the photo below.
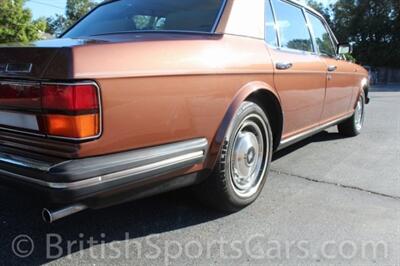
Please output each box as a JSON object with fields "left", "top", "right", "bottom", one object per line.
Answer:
{"left": 229, "top": 114, "right": 268, "bottom": 197}
{"left": 354, "top": 96, "right": 364, "bottom": 131}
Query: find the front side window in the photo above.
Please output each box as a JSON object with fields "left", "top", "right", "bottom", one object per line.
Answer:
{"left": 307, "top": 13, "right": 336, "bottom": 57}
{"left": 271, "top": 0, "right": 313, "bottom": 52}
{"left": 63, "top": 0, "right": 225, "bottom": 38}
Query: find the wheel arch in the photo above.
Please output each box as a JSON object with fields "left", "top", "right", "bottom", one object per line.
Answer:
{"left": 204, "top": 81, "right": 283, "bottom": 170}
{"left": 361, "top": 77, "right": 370, "bottom": 104}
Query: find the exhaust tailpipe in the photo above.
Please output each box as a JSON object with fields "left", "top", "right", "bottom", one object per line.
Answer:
{"left": 42, "top": 204, "right": 88, "bottom": 223}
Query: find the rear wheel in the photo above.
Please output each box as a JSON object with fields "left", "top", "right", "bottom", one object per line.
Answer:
{"left": 338, "top": 92, "right": 365, "bottom": 137}
{"left": 196, "top": 101, "right": 273, "bottom": 212}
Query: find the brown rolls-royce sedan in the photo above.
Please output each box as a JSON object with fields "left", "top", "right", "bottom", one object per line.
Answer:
{"left": 0, "top": 0, "right": 369, "bottom": 223}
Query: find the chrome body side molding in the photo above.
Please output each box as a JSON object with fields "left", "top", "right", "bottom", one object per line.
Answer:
{"left": 0, "top": 138, "right": 208, "bottom": 190}
{"left": 278, "top": 113, "right": 353, "bottom": 150}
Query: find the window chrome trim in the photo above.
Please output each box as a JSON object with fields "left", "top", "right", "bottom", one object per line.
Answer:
{"left": 62, "top": 0, "right": 228, "bottom": 38}
{"left": 265, "top": 0, "right": 280, "bottom": 48}
{"left": 305, "top": 10, "right": 337, "bottom": 58}
{"left": 272, "top": 46, "right": 318, "bottom": 56}
{"left": 269, "top": 0, "right": 282, "bottom": 48}
{"left": 212, "top": 0, "right": 228, "bottom": 32}
{"left": 270, "top": 0, "right": 316, "bottom": 54}
{"left": 302, "top": 7, "right": 318, "bottom": 54}
{"left": 301, "top": 1, "right": 339, "bottom": 46}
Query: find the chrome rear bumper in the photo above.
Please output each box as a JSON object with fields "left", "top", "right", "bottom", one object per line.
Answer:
{"left": 0, "top": 138, "right": 208, "bottom": 206}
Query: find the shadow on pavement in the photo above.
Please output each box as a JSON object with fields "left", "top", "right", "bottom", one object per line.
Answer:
{"left": 0, "top": 186, "right": 224, "bottom": 265}
{"left": 0, "top": 130, "right": 346, "bottom": 264}
{"left": 273, "top": 131, "right": 343, "bottom": 161}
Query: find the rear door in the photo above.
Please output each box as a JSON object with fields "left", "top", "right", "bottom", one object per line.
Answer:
{"left": 306, "top": 12, "right": 355, "bottom": 122}
{"left": 266, "top": 0, "right": 327, "bottom": 139}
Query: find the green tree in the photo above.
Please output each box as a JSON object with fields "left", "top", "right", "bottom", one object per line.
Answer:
{"left": 66, "top": 0, "right": 97, "bottom": 23}
{"left": 47, "top": 0, "right": 96, "bottom": 36}
{"left": 46, "top": 15, "right": 67, "bottom": 36}
{"left": 0, "top": 0, "right": 46, "bottom": 43}
{"left": 333, "top": 0, "right": 399, "bottom": 67}
{"left": 330, "top": 0, "right": 356, "bottom": 40}
{"left": 308, "top": 0, "right": 400, "bottom": 68}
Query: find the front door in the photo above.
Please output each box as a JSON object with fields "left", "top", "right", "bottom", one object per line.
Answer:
{"left": 305, "top": 11, "right": 355, "bottom": 122}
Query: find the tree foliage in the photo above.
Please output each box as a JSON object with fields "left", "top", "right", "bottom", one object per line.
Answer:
{"left": 0, "top": 0, "right": 46, "bottom": 43}
{"left": 47, "top": 0, "right": 96, "bottom": 36}
{"left": 308, "top": 0, "right": 400, "bottom": 68}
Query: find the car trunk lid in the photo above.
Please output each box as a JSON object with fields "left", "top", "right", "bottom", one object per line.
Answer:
{"left": 0, "top": 47, "right": 59, "bottom": 80}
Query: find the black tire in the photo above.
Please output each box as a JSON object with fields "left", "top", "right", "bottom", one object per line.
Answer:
{"left": 196, "top": 101, "right": 273, "bottom": 212}
{"left": 338, "top": 92, "right": 366, "bottom": 137}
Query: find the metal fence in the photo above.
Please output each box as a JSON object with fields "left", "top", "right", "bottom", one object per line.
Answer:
{"left": 366, "top": 67, "right": 400, "bottom": 85}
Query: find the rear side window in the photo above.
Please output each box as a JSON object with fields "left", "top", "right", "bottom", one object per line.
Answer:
{"left": 63, "top": 0, "right": 225, "bottom": 38}
{"left": 307, "top": 13, "right": 336, "bottom": 57}
{"left": 271, "top": 0, "right": 314, "bottom": 52}
{"left": 265, "top": 0, "right": 278, "bottom": 47}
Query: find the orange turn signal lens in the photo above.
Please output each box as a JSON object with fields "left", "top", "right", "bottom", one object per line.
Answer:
{"left": 44, "top": 114, "right": 99, "bottom": 138}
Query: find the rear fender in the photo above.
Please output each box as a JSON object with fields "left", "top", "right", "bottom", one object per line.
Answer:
{"left": 204, "top": 81, "right": 281, "bottom": 170}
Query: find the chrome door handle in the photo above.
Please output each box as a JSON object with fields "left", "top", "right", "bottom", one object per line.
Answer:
{"left": 276, "top": 62, "right": 293, "bottom": 70}
{"left": 328, "top": 65, "right": 337, "bottom": 72}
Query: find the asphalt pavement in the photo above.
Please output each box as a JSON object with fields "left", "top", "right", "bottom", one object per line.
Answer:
{"left": 0, "top": 85, "right": 399, "bottom": 265}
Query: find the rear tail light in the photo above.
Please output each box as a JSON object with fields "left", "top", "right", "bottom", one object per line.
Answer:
{"left": 42, "top": 84, "right": 99, "bottom": 111}
{"left": 41, "top": 83, "right": 101, "bottom": 139}
{"left": 44, "top": 114, "right": 99, "bottom": 138}
{"left": 0, "top": 81, "right": 101, "bottom": 141}
{"left": 0, "top": 82, "right": 41, "bottom": 110}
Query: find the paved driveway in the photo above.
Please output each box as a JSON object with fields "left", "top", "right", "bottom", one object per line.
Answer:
{"left": 0, "top": 86, "right": 399, "bottom": 265}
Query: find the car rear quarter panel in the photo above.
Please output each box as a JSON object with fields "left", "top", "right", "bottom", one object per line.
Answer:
{"left": 67, "top": 35, "right": 276, "bottom": 167}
